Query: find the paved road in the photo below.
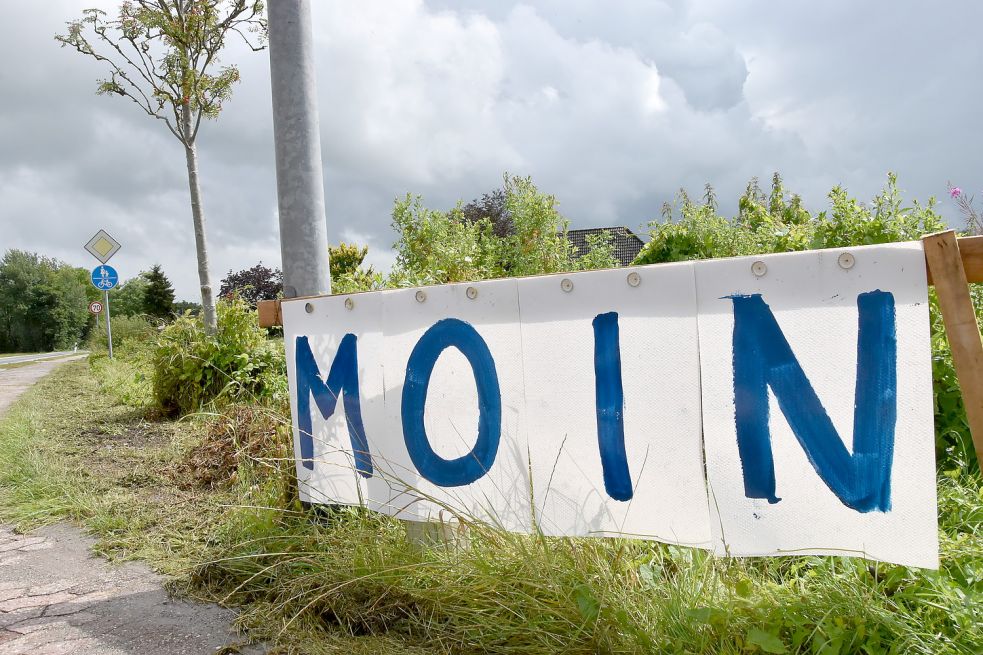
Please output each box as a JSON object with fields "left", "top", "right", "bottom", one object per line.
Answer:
{"left": 0, "top": 359, "right": 265, "bottom": 654}
{"left": 0, "top": 357, "right": 87, "bottom": 416}
{"left": 0, "top": 353, "right": 82, "bottom": 367}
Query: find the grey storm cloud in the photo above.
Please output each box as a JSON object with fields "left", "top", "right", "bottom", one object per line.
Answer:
{"left": 1, "top": 0, "right": 981, "bottom": 300}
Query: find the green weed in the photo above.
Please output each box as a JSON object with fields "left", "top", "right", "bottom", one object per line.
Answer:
{"left": 0, "top": 339, "right": 980, "bottom": 654}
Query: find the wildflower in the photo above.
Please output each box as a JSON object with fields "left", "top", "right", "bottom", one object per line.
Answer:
{"left": 950, "top": 186, "right": 963, "bottom": 199}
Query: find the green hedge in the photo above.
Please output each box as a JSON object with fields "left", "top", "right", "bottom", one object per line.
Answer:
{"left": 634, "top": 173, "right": 977, "bottom": 471}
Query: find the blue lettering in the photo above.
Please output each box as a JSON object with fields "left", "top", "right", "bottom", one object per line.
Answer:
{"left": 295, "top": 335, "right": 372, "bottom": 477}
{"left": 730, "top": 291, "right": 896, "bottom": 512}
{"left": 592, "top": 312, "right": 633, "bottom": 501}
{"left": 401, "top": 318, "right": 502, "bottom": 487}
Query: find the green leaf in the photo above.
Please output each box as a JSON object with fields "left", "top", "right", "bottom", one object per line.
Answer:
{"left": 638, "top": 563, "right": 657, "bottom": 588}
{"left": 573, "top": 584, "right": 600, "bottom": 622}
{"left": 747, "top": 627, "right": 787, "bottom": 654}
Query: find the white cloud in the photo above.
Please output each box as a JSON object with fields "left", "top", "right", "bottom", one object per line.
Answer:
{"left": 1, "top": 0, "right": 981, "bottom": 301}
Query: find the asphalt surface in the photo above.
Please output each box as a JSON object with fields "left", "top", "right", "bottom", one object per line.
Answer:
{"left": 0, "top": 357, "right": 88, "bottom": 416}
{"left": 0, "top": 358, "right": 266, "bottom": 654}
{"left": 0, "top": 352, "right": 82, "bottom": 367}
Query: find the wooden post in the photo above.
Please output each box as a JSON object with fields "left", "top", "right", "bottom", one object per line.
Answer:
{"left": 257, "top": 299, "right": 281, "bottom": 330}
{"left": 923, "top": 231, "right": 983, "bottom": 463}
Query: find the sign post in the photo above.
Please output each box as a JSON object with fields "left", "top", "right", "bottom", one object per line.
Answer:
{"left": 104, "top": 290, "right": 113, "bottom": 360}
{"left": 84, "top": 230, "right": 122, "bottom": 359}
{"left": 89, "top": 263, "right": 120, "bottom": 359}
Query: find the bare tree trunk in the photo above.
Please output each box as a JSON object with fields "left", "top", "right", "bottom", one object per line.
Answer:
{"left": 182, "top": 103, "right": 217, "bottom": 334}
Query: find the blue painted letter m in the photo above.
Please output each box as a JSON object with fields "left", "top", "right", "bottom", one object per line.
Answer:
{"left": 294, "top": 335, "right": 372, "bottom": 477}
{"left": 730, "top": 291, "right": 896, "bottom": 512}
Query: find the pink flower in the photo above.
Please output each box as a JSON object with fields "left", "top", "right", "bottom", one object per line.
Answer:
{"left": 950, "top": 186, "right": 963, "bottom": 198}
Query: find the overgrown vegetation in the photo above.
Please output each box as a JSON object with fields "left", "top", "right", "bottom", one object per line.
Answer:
{"left": 1, "top": 173, "right": 980, "bottom": 653}
{"left": 389, "top": 173, "right": 618, "bottom": 286}
{"left": 0, "top": 359, "right": 979, "bottom": 654}
{"left": 636, "top": 173, "right": 977, "bottom": 471}
{"left": 152, "top": 297, "right": 285, "bottom": 416}
{"left": 635, "top": 173, "right": 944, "bottom": 265}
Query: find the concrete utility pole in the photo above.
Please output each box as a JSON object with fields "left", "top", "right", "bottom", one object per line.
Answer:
{"left": 268, "top": 0, "right": 332, "bottom": 298}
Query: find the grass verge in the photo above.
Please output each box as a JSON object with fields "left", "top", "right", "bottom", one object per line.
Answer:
{"left": 0, "top": 359, "right": 980, "bottom": 654}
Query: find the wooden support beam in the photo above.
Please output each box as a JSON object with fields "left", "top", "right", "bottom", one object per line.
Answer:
{"left": 923, "top": 231, "right": 983, "bottom": 463}
{"left": 928, "top": 235, "right": 983, "bottom": 284}
{"left": 257, "top": 299, "right": 282, "bottom": 329}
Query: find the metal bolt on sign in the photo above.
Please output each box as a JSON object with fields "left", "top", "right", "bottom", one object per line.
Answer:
{"left": 838, "top": 252, "right": 856, "bottom": 270}
{"left": 416, "top": 290, "right": 427, "bottom": 303}
{"left": 466, "top": 287, "right": 478, "bottom": 300}
{"left": 561, "top": 278, "right": 574, "bottom": 293}
{"left": 627, "top": 271, "right": 641, "bottom": 287}
{"left": 344, "top": 297, "right": 354, "bottom": 310}
{"left": 305, "top": 302, "right": 315, "bottom": 314}
{"left": 751, "top": 261, "right": 768, "bottom": 277}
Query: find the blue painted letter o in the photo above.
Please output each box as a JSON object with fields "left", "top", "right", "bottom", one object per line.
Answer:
{"left": 401, "top": 318, "right": 502, "bottom": 487}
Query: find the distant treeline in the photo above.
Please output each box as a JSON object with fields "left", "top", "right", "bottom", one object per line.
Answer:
{"left": 0, "top": 250, "right": 191, "bottom": 353}
{"left": 0, "top": 250, "right": 95, "bottom": 352}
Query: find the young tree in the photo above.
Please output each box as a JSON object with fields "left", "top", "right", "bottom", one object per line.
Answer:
{"left": 56, "top": 1, "right": 267, "bottom": 333}
{"left": 143, "top": 264, "right": 176, "bottom": 318}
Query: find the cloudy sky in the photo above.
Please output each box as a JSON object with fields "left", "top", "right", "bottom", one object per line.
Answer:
{"left": 2, "top": 1, "right": 981, "bottom": 300}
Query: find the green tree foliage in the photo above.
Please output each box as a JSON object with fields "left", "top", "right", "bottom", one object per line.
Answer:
{"left": 143, "top": 264, "right": 175, "bottom": 318}
{"left": 112, "top": 273, "right": 150, "bottom": 317}
{"left": 0, "top": 250, "right": 94, "bottom": 352}
{"left": 219, "top": 262, "right": 282, "bottom": 307}
{"left": 329, "top": 242, "right": 367, "bottom": 279}
{"left": 389, "top": 174, "right": 617, "bottom": 286}
{"left": 329, "top": 243, "right": 382, "bottom": 294}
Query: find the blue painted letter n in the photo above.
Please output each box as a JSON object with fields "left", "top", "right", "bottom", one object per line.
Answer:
{"left": 730, "top": 291, "right": 897, "bottom": 513}
{"left": 294, "top": 335, "right": 373, "bottom": 477}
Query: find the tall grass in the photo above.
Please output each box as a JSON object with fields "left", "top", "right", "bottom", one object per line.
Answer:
{"left": 191, "top": 449, "right": 981, "bottom": 654}
{"left": 1, "top": 320, "right": 979, "bottom": 654}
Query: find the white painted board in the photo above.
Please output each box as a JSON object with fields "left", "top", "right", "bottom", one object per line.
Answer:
{"left": 695, "top": 242, "right": 938, "bottom": 568}
{"left": 517, "top": 264, "right": 711, "bottom": 546}
{"left": 379, "top": 280, "right": 532, "bottom": 532}
{"left": 282, "top": 291, "right": 386, "bottom": 507}
{"left": 280, "top": 241, "right": 939, "bottom": 568}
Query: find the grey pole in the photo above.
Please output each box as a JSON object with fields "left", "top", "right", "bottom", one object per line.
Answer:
{"left": 104, "top": 290, "right": 113, "bottom": 360}
{"left": 268, "top": 0, "right": 332, "bottom": 298}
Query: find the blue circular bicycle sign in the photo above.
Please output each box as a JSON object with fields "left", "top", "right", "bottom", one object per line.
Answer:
{"left": 90, "top": 265, "right": 119, "bottom": 291}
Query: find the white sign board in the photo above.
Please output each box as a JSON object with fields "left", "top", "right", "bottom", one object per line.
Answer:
{"left": 282, "top": 242, "right": 938, "bottom": 568}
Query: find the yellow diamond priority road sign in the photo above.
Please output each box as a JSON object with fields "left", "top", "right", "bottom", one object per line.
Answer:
{"left": 84, "top": 229, "right": 121, "bottom": 264}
